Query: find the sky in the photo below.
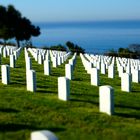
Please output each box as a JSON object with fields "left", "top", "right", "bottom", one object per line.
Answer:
{"left": 0, "top": 0, "right": 140, "bottom": 22}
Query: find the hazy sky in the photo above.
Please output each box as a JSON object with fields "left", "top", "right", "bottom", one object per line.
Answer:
{"left": 1, "top": 0, "right": 140, "bottom": 22}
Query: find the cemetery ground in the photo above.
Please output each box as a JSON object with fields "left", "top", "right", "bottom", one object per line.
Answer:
{"left": 0, "top": 50, "right": 140, "bottom": 140}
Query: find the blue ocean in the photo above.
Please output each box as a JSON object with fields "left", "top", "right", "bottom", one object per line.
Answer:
{"left": 33, "top": 20, "right": 140, "bottom": 54}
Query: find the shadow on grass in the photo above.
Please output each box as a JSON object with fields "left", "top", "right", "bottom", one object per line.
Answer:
{"left": 70, "top": 98, "right": 98, "bottom": 106}
{"left": 115, "top": 112, "right": 140, "bottom": 120}
{"left": 11, "top": 81, "right": 26, "bottom": 86}
{"left": 37, "top": 89, "right": 57, "bottom": 94}
{"left": 37, "top": 85, "right": 48, "bottom": 89}
{"left": 71, "top": 93, "right": 98, "bottom": 98}
{"left": 15, "top": 66, "right": 23, "bottom": 68}
{"left": 47, "top": 127, "right": 66, "bottom": 132}
{"left": 116, "top": 104, "right": 140, "bottom": 111}
{"left": 73, "top": 78, "right": 83, "bottom": 81}
{"left": 0, "top": 123, "right": 66, "bottom": 132}
{"left": 73, "top": 75, "right": 90, "bottom": 82}
{"left": 131, "top": 90, "right": 140, "bottom": 93}
{"left": 0, "top": 108, "right": 20, "bottom": 113}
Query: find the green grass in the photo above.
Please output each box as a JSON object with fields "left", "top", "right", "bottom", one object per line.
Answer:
{"left": 0, "top": 50, "right": 140, "bottom": 140}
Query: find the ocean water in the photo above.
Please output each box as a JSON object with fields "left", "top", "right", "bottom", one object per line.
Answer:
{"left": 33, "top": 20, "right": 140, "bottom": 54}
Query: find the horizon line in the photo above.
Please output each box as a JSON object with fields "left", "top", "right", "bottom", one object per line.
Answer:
{"left": 33, "top": 19, "right": 140, "bottom": 24}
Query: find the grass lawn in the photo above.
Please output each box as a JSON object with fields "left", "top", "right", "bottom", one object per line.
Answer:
{"left": 0, "top": 49, "right": 140, "bottom": 140}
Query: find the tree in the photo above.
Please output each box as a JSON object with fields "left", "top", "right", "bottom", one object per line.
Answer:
{"left": 0, "top": 5, "right": 13, "bottom": 45}
{"left": 13, "top": 16, "right": 40, "bottom": 47}
{"left": 66, "top": 41, "right": 85, "bottom": 54}
{"left": 0, "top": 5, "right": 40, "bottom": 47}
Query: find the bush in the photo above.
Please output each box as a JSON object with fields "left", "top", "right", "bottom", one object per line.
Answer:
{"left": 104, "top": 49, "right": 118, "bottom": 57}
{"left": 50, "top": 44, "right": 67, "bottom": 51}
{"left": 106, "top": 47, "right": 138, "bottom": 59}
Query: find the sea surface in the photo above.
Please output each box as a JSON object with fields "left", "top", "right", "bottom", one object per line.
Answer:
{"left": 33, "top": 20, "right": 140, "bottom": 54}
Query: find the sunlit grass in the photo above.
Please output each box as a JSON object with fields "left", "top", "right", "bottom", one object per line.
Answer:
{"left": 0, "top": 50, "right": 140, "bottom": 140}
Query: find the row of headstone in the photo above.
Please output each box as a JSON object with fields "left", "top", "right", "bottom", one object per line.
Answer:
{"left": 0, "top": 48, "right": 35, "bottom": 93}
{"left": 0, "top": 45, "right": 22, "bottom": 60}
{"left": 10, "top": 47, "right": 23, "bottom": 68}
{"left": 116, "top": 57, "right": 140, "bottom": 83}
{"left": 27, "top": 48, "right": 51, "bottom": 76}
{"left": 81, "top": 53, "right": 140, "bottom": 93}
{"left": 0, "top": 46, "right": 16, "bottom": 58}
{"left": 83, "top": 53, "right": 115, "bottom": 76}
{"left": 25, "top": 48, "right": 36, "bottom": 92}
{"left": 28, "top": 48, "right": 51, "bottom": 76}
{"left": 50, "top": 50, "right": 71, "bottom": 68}
{"left": 28, "top": 48, "right": 47, "bottom": 62}
{"left": 28, "top": 48, "right": 71, "bottom": 68}
{"left": 26, "top": 48, "right": 72, "bottom": 92}
{"left": 0, "top": 47, "right": 23, "bottom": 86}
{"left": 116, "top": 57, "right": 140, "bottom": 92}
{"left": 80, "top": 53, "right": 100, "bottom": 86}
{"left": 0, "top": 46, "right": 23, "bottom": 70}
{"left": 58, "top": 54, "right": 77, "bottom": 100}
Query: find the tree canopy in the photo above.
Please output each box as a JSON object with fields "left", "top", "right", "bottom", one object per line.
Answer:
{"left": 66, "top": 41, "right": 85, "bottom": 54}
{"left": 0, "top": 5, "right": 40, "bottom": 47}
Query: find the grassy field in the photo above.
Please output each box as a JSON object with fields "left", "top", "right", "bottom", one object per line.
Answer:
{"left": 0, "top": 49, "right": 140, "bottom": 140}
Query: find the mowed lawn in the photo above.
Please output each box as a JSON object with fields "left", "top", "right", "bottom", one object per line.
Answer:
{"left": 0, "top": 49, "right": 140, "bottom": 140}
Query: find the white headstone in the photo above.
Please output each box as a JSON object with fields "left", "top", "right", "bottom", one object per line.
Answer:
{"left": 91, "top": 68, "right": 99, "bottom": 86}
{"left": 1, "top": 65, "right": 10, "bottom": 85}
{"left": 57, "top": 56, "right": 61, "bottom": 65}
{"left": 96, "top": 61, "right": 101, "bottom": 70}
{"left": 3, "top": 47, "right": 7, "bottom": 58}
{"left": 27, "top": 70, "right": 36, "bottom": 92}
{"left": 65, "top": 64, "right": 73, "bottom": 80}
{"left": 99, "top": 85, "right": 114, "bottom": 115}
{"left": 61, "top": 56, "right": 64, "bottom": 64}
{"left": 101, "top": 63, "right": 106, "bottom": 74}
{"left": 10, "top": 55, "right": 15, "bottom": 68}
{"left": 118, "top": 66, "right": 124, "bottom": 77}
{"left": 7, "top": 48, "right": 10, "bottom": 56}
{"left": 38, "top": 54, "right": 43, "bottom": 64}
{"left": 52, "top": 57, "right": 57, "bottom": 67}
{"left": 69, "top": 59, "right": 74, "bottom": 66}
{"left": 58, "top": 77, "right": 70, "bottom": 101}
{"left": 44, "top": 60, "right": 51, "bottom": 75}
{"left": 132, "top": 69, "right": 140, "bottom": 83}
{"left": 108, "top": 65, "right": 115, "bottom": 78}
{"left": 121, "top": 73, "right": 132, "bottom": 92}
{"left": 87, "top": 62, "right": 93, "bottom": 74}
{"left": 14, "top": 51, "right": 17, "bottom": 60}
{"left": 0, "top": 54, "right": 1, "bottom": 65}
{"left": 126, "top": 63, "right": 131, "bottom": 74}
{"left": 31, "top": 130, "right": 58, "bottom": 140}
{"left": 26, "top": 57, "right": 32, "bottom": 70}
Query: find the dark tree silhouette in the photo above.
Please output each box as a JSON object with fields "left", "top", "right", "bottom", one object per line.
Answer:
{"left": 66, "top": 41, "right": 85, "bottom": 54}
{"left": 0, "top": 5, "right": 13, "bottom": 45}
{"left": 0, "top": 5, "right": 40, "bottom": 47}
